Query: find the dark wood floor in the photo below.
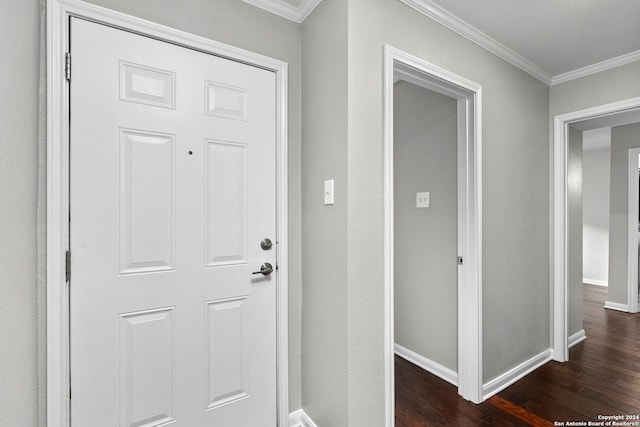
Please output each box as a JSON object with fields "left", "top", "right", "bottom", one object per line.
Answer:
{"left": 395, "top": 284, "right": 640, "bottom": 426}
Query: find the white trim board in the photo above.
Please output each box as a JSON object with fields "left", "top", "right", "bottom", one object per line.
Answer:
{"left": 583, "top": 278, "right": 608, "bottom": 287}
{"left": 247, "top": 0, "right": 640, "bottom": 84}
{"left": 384, "top": 45, "right": 483, "bottom": 427}
{"left": 395, "top": 344, "right": 458, "bottom": 386}
{"left": 47, "top": 1, "right": 289, "bottom": 426}
{"left": 551, "top": 50, "right": 640, "bottom": 86}
{"left": 245, "top": 0, "right": 640, "bottom": 85}
{"left": 482, "top": 349, "right": 552, "bottom": 400}
{"left": 604, "top": 301, "right": 629, "bottom": 312}
{"left": 241, "top": 0, "right": 322, "bottom": 23}
{"left": 399, "top": 0, "right": 640, "bottom": 86}
{"left": 289, "top": 410, "right": 318, "bottom": 427}
{"left": 552, "top": 97, "right": 640, "bottom": 363}
{"left": 568, "top": 330, "right": 586, "bottom": 348}
{"left": 398, "top": 0, "right": 551, "bottom": 84}
{"left": 627, "top": 147, "right": 640, "bottom": 313}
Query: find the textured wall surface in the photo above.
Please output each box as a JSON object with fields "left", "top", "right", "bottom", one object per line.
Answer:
{"left": 301, "top": 0, "right": 349, "bottom": 424}
{"left": 394, "top": 82, "right": 458, "bottom": 372}
{"left": 0, "top": 0, "right": 40, "bottom": 425}
{"left": 550, "top": 61, "right": 640, "bottom": 119}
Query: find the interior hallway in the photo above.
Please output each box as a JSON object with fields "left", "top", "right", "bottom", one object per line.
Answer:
{"left": 395, "top": 284, "right": 640, "bottom": 426}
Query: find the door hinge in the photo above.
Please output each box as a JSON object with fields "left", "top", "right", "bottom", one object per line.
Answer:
{"left": 65, "top": 52, "right": 71, "bottom": 82}
{"left": 65, "top": 250, "right": 71, "bottom": 282}
{"left": 457, "top": 256, "right": 463, "bottom": 265}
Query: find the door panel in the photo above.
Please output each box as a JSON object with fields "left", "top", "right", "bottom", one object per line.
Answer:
{"left": 119, "top": 129, "right": 176, "bottom": 274}
{"left": 70, "top": 17, "right": 277, "bottom": 426}
{"left": 119, "top": 307, "right": 176, "bottom": 427}
{"left": 205, "top": 296, "right": 249, "bottom": 409}
{"left": 205, "top": 140, "right": 249, "bottom": 267}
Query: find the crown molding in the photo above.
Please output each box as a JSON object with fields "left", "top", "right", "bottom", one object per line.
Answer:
{"left": 551, "top": 49, "right": 640, "bottom": 86}
{"left": 242, "top": 0, "right": 322, "bottom": 23}
{"left": 399, "top": 0, "right": 553, "bottom": 85}
{"left": 245, "top": 0, "right": 639, "bottom": 86}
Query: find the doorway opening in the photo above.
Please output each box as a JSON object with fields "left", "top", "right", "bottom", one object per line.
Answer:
{"left": 392, "top": 79, "right": 459, "bottom": 389}
{"left": 564, "top": 125, "right": 611, "bottom": 351}
{"left": 383, "top": 45, "right": 483, "bottom": 426}
{"left": 580, "top": 127, "right": 611, "bottom": 290}
{"left": 552, "top": 99, "right": 640, "bottom": 362}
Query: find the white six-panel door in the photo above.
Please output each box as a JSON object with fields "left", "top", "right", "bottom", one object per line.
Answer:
{"left": 70, "top": 18, "right": 277, "bottom": 426}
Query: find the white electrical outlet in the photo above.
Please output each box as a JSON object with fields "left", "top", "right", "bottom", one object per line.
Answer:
{"left": 416, "top": 192, "right": 430, "bottom": 208}
{"left": 324, "top": 179, "right": 335, "bottom": 205}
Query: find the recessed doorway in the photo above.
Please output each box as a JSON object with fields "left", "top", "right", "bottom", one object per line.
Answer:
{"left": 383, "top": 45, "right": 483, "bottom": 425}
{"left": 552, "top": 98, "right": 640, "bottom": 361}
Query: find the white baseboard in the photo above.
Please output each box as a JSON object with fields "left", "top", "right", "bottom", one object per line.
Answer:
{"left": 394, "top": 343, "right": 458, "bottom": 386}
{"left": 604, "top": 301, "right": 629, "bottom": 312}
{"left": 289, "top": 409, "right": 318, "bottom": 427}
{"left": 568, "top": 329, "right": 586, "bottom": 348}
{"left": 583, "top": 278, "right": 608, "bottom": 287}
{"left": 482, "top": 349, "right": 552, "bottom": 400}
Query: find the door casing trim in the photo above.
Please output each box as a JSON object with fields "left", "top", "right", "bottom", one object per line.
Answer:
{"left": 627, "top": 147, "right": 640, "bottom": 314}
{"left": 383, "top": 45, "right": 483, "bottom": 426}
{"left": 47, "top": 1, "right": 289, "bottom": 425}
{"left": 551, "top": 97, "right": 640, "bottom": 362}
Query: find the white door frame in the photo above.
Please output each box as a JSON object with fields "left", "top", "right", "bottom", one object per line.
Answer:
{"left": 46, "top": 1, "right": 289, "bottom": 425}
{"left": 627, "top": 147, "right": 640, "bottom": 314}
{"left": 552, "top": 97, "right": 640, "bottom": 362}
{"left": 383, "top": 45, "right": 483, "bottom": 426}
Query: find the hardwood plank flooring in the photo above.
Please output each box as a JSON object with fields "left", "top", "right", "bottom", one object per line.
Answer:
{"left": 395, "top": 284, "right": 640, "bottom": 426}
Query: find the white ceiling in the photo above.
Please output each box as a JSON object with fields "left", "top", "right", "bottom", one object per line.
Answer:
{"left": 244, "top": 0, "right": 640, "bottom": 85}
{"left": 428, "top": 0, "right": 640, "bottom": 77}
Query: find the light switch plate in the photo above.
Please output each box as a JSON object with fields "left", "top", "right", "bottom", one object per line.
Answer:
{"left": 324, "top": 179, "right": 335, "bottom": 205}
{"left": 416, "top": 192, "right": 430, "bottom": 208}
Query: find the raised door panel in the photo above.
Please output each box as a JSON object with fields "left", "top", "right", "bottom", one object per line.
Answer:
{"left": 119, "top": 129, "right": 176, "bottom": 274}
{"left": 205, "top": 297, "right": 250, "bottom": 410}
{"left": 119, "top": 307, "right": 176, "bottom": 427}
{"left": 120, "top": 62, "right": 176, "bottom": 109}
{"left": 205, "top": 140, "right": 248, "bottom": 267}
{"left": 205, "top": 81, "right": 248, "bottom": 121}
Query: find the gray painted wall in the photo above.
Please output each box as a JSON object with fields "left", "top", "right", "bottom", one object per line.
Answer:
{"left": 301, "top": 0, "right": 349, "bottom": 424}
{"left": 608, "top": 123, "right": 640, "bottom": 305}
{"left": 549, "top": 61, "right": 640, "bottom": 119}
{"left": 0, "top": 0, "right": 40, "bottom": 425}
{"left": 393, "top": 81, "right": 458, "bottom": 372}
{"left": 1, "top": 0, "right": 303, "bottom": 424}
{"left": 583, "top": 148, "right": 611, "bottom": 284}
{"left": 344, "top": 2, "right": 549, "bottom": 423}
{"left": 567, "top": 127, "right": 583, "bottom": 336}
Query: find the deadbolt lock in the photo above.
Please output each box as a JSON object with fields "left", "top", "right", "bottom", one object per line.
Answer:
{"left": 260, "top": 238, "right": 273, "bottom": 250}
